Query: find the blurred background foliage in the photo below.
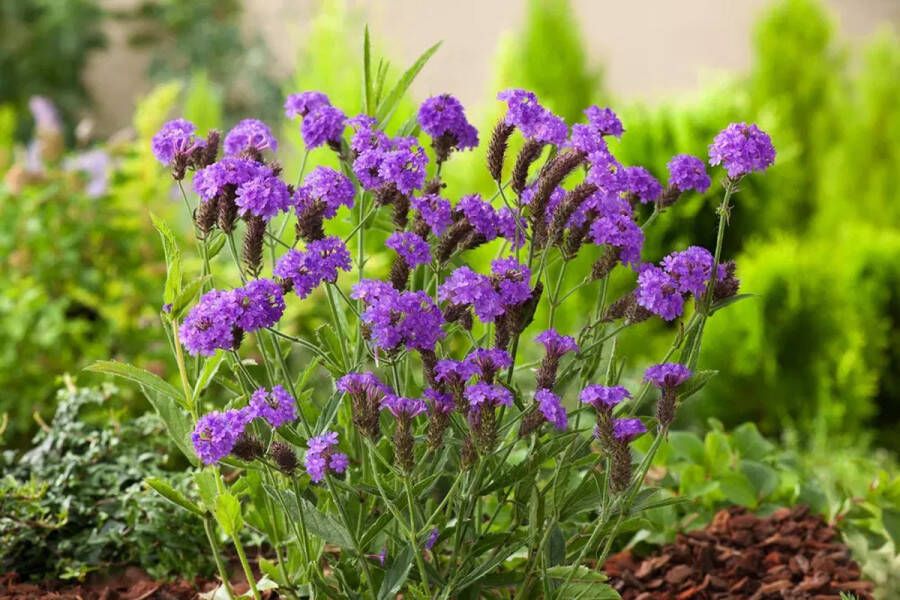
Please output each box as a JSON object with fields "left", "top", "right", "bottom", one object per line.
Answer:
{"left": 0, "top": 0, "right": 898, "bottom": 492}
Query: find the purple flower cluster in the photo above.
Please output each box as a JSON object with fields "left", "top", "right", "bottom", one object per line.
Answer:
{"left": 192, "top": 157, "right": 267, "bottom": 201}
{"left": 417, "top": 94, "right": 478, "bottom": 150}
{"left": 465, "top": 348, "right": 513, "bottom": 381}
{"left": 152, "top": 119, "right": 204, "bottom": 165}
{"left": 424, "top": 388, "right": 455, "bottom": 414}
{"left": 249, "top": 385, "right": 297, "bottom": 428}
{"left": 581, "top": 385, "right": 631, "bottom": 412}
{"left": 180, "top": 279, "right": 285, "bottom": 356}
{"left": 589, "top": 212, "right": 644, "bottom": 267}
{"left": 411, "top": 194, "right": 453, "bottom": 236}
{"left": 535, "top": 329, "right": 579, "bottom": 359}
{"left": 224, "top": 119, "right": 278, "bottom": 155}
{"left": 274, "top": 237, "right": 352, "bottom": 298}
{"left": 353, "top": 131, "right": 428, "bottom": 194}
{"left": 535, "top": 389, "right": 567, "bottom": 430}
{"left": 498, "top": 89, "right": 568, "bottom": 145}
{"left": 191, "top": 409, "right": 251, "bottom": 465}
{"left": 381, "top": 395, "right": 428, "bottom": 418}
{"left": 569, "top": 106, "right": 623, "bottom": 154}
{"left": 622, "top": 166, "right": 663, "bottom": 204}
{"left": 305, "top": 431, "right": 349, "bottom": 483}
{"left": 353, "top": 281, "right": 445, "bottom": 352}
{"left": 644, "top": 363, "right": 692, "bottom": 389}
{"left": 709, "top": 122, "right": 776, "bottom": 179}
{"left": 337, "top": 371, "right": 393, "bottom": 399}
{"left": 464, "top": 382, "right": 513, "bottom": 410}
{"left": 386, "top": 232, "right": 432, "bottom": 267}
{"left": 435, "top": 359, "right": 479, "bottom": 388}
{"left": 295, "top": 166, "right": 355, "bottom": 219}
{"left": 635, "top": 265, "right": 684, "bottom": 322}
{"left": 439, "top": 258, "right": 533, "bottom": 324}
{"left": 235, "top": 172, "right": 292, "bottom": 220}
{"left": 636, "top": 246, "right": 723, "bottom": 320}
{"left": 667, "top": 154, "right": 711, "bottom": 193}
{"left": 284, "top": 91, "right": 346, "bottom": 149}
{"left": 612, "top": 418, "right": 647, "bottom": 442}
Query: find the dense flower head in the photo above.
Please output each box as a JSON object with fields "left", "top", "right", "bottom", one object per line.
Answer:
{"left": 464, "top": 382, "right": 513, "bottom": 409}
{"left": 337, "top": 371, "right": 392, "bottom": 398}
{"left": 295, "top": 166, "right": 355, "bottom": 218}
{"left": 589, "top": 213, "right": 644, "bottom": 267}
{"left": 457, "top": 194, "right": 504, "bottom": 240}
{"left": 411, "top": 193, "right": 453, "bottom": 236}
{"left": 424, "top": 528, "right": 440, "bottom": 551}
{"left": 585, "top": 106, "right": 624, "bottom": 138}
{"left": 224, "top": 119, "right": 277, "bottom": 155}
{"left": 232, "top": 278, "right": 285, "bottom": 331}
{"left": 379, "top": 143, "right": 428, "bottom": 194}
{"left": 192, "top": 409, "right": 250, "bottom": 464}
{"left": 274, "top": 237, "right": 352, "bottom": 298}
{"left": 152, "top": 119, "right": 202, "bottom": 165}
{"left": 644, "top": 363, "right": 692, "bottom": 389}
{"left": 305, "top": 431, "right": 348, "bottom": 483}
{"left": 249, "top": 385, "right": 297, "bottom": 428}
{"left": 490, "top": 258, "right": 532, "bottom": 306}
{"left": 417, "top": 94, "right": 479, "bottom": 150}
{"left": 622, "top": 166, "right": 663, "bottom": 204}
{"left": 569, "top": 123, "right": 609, "bottom": 155}
{"left": 235, "top": 173, "right": 292, "bottom": 220}
{"left": 353, "top": 149, "right": 387, "bottom": 189}
{"left": 381, "top": 394, "right": 428, "bottom": 419}
{"left": 465, "top": 348, "right": 513, "bottom": 379}
{"left": 434, "top": 359, "right": 478, "bottom": 386}
{"left": 662, "top": 246, "right": 716, "bottom": 297}
{"left": 535, "top": 389, "right": 567, "bottom": 430}
{"left": 522, "top": 184, "right": 566, "bottom": 225}
{"left": 612, "top": 417, "right": 647, "bottom": 442}
{"left": 585, "top": 149, "right": 627, "bottom": 195}
{"left": 535, "top": 329, "right": 579, "bottom": 358}
{"left": 301, "top": 104, "right": 347, "bottom": 149}
{"left": 667, "top": 154, "right": 711, "bottom": 193}
{"left": 348, "top": 114, "right": 390, "bottom": 154}
{"left": 193, "top": 157, "right": 268, "bottom": 201}
{"left": 179, "top": 289, "right": 243, "bottom": 356}
{"left": 496, "top": 207, "right": 526, "bottom": 249}
{"left": 357, "top": 286, "right": 445, "bottom": 351}
{"left": 708, "top": 122, "right": 776, "bottom": 179}
{"left": 438, "top": 266, "right": 504, "bottom": 322}
{"left": 284, "top": 91, "right": 330, "bottom": 118}
{"left": 424, "top": 388, "right": 455, "bottom": 414}
{"left": 581, "top": 385, "right": 631, "bottom": 411}
{"left": 635, "top": 265, "right": 684, "bottom": 321}
{"left": 351, "top": 278, "right": 396, "bottom": 304}
{"left": 497, "top": 88, "right": 567, "bottom": 144}
{"left": 386, "top": 232, "right": 432, "bottom": 267}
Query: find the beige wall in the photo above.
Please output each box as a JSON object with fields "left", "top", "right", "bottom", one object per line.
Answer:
{"left": 86, "top": 0, "right": 900, "bottom": 133}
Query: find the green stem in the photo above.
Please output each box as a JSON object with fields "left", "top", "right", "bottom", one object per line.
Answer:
{"left": 203, "top": 517, "right": 235, "bottom": 598}
{"left": 233, "top": 534, "right": 261, "bottom": 600}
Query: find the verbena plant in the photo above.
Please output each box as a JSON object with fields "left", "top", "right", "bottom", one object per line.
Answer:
{"left": 91, "top": 38, "right": 774, "bottom": 599}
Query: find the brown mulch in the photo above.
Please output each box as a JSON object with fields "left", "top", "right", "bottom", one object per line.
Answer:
{"left": 604, "top": 505, "right": 874, "bottom": 600}
{"left": 0, "top": 566, "right": 270, "bottom": 600}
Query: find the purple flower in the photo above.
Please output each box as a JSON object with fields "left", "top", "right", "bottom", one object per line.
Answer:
{"left": 351, "top": 279, "right": 397, "bottom": 304}
{"left": 337, "top": 371, "right": 393, "bottom": 398}
{"left": 284, "top": 91, "right": 330, "bottom": 118}
{"left": 635, "top": 265, "right": 684, "bottom": 321}
{"left": 465, "top": 348, "right": 513, "bottom": 380}
{"left": 275, "top": 237, "right": 352, "bottom": 298}
{"left": 233, "top": 278, "right": 285, "bottom": 331}
{"left": 386, "top": 232, "right": 432, "bottom": 267}
{"left": 295, "top": 167, "right": 355, "bottom": 218}
{"left": 580, "top": 385, "right": 631, "bottom": 411}
{"left": 235, "top": 174, "right": 292, "bottom": 220}
{"left": 411, "top": 193, "right": 453, "bottom": 236}
{"left": 349, "top": 114, "right": 390, "bottom": 154}
{"left": 457, "top": 194, "right": 501, "bottom": 240}
{"left": 64, "top": 148, "right": 110, "bottom": 198}
{"left": 302, "top": 105, "right": 347, "bottom": 149}
{"left": 667, "top": 154, "right": 710, "bottom": 193}
{"left": 622, "top": 166, "right": 663, "bottom": 204}
{"left": 179, "top": 290, "right": 242, "bottom": 356}
{"left": 497, "top": 89, "right": 567, "bottom": 144}
{"left": 585, "top": 149, "right": 627, "bottom": 195}
{"left": 434, "top": 360, "right": 478, "bottom": 387}
{"left": 192, "top": 409, "right": 251, "bottom": 464}
{"left": 418, "top": 94, "right": 479, "bottom": 150}
{"left": 491, "top": 258, "right": 532, "bottom": 306}
{"left": 585, "top": 106, "right": 624, "bottom": 138}
{"left": 152, "top": 119, "right": 202, "bottom": 165}
{"left": 531, "top": 111, "right": 568, "bottom": 145}
{"left": 249, "top": 385, "right": 297, "bottom": 428}
{"left": 359, "top": 288, "right": 445, "bottom": 352}
{"left": 644, "top": 363, "right": 692, "bottom": 389}
{"left": 424, "top": 527, "right": 440, "bottom": 551}
{"left": 464, "top": 382, "right": 513, "bottom": 409}
{"left": 496, "top": 208, "right": 526, "bottom": 249}
{"left": 662, "top": 246, "right": 716, "bottom": 297}
{"left": 535, "top": 329, "right": 579, "bottom": 358}
{"left": 438, "top": 267, "right": 504, "bottom": 322}
{"left": 424, "top": 389, "right": 455, "bottom": 414}
{"left": 589, "top": 213, "right": 644, "bottom": 267}
{"left": 379, "top": 143, "right": 428, "bottom": 194}
{"left": 612, "top": 418, "right": 647, "bottom": 442}
{"left": 708, "top": 123, "right": 776, "bottom": 179}
{"left": 353, "top": 149, "right": 387, "bottom": 190}
{"left": 535, "top": 389, "right": 567, "bottom": 430}
{"left": 224, "top": 119, "right": 277, "bottom": 155}
{"left": 522, "top": 184, "right": 565, "bottom": 225}
{"left": 381, "top": 395, "right": 428, "bottom": 418}
{"left": 193, "top": 157, "right": 268, "bottom": 201}
{"left": 305, "top": 431, "right": 348, "bottom": 483}
{"left": 29, "top": 96, "right": 61, "bottom": 133}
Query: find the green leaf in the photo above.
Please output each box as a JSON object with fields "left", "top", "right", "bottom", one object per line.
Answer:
{"left": 377, "top": 543, "right": 414, "bottom": 600}
{"left": 678, "top": 370, "right": 717, "bottom": 402}
{"left": 740, "top": 460, "right": 779, "bottom": 498}
{"left": 667, "top": 431, "right": 705, "bottom": 464}
{"left": 718, "top": 472, "right": 758, "bottom": 508}
{"left": 206, "top": 234, "right": 227, "bottom": 259}
{"left": 375, "top": 42, "right": 441, "bottom": 125}
{"left": 214, "top": 492, "right": 243, "bottom": 537}
{"left": 547, "top": 524, "right": 566, "bottom": 567}
{"left": 193, "top": 351, "right": 226, "bottom": 403}
{"left": 555, "top": 583, "right": 621, "bottom": 599}
{"left": 86, "top": 360, "right": 182, "bottom": 405}
{"left": 142, "top": 385, "right": 196, "bottom": 463}
{"left": 265, "top": 486, "right": 354, "bottom": 548}
{"left": 454, "top": 541, "right": 524, "bottom": 590}
{"left": 710, "top": 293, "right": 756, "bottom": 315}
{"left": 732, "top": 423, "right": 776, "bottom": 460}
{"left": 150, "top": 212, "right": 182, "bottom": 305}
{"left": 363, "top": 26, "right": 373, "bottom": 114}
{"left": 194, "top": 470, "right": 219, "bottom": 512}
{"left": 545, "top": 565, "right": 607, "bottom": 583}
{"left": 171, "top": 275, "right": 211, "bottom": 320}
{"left": 881, "top": 508, "right": 900, "bottom": 548}
{"left": 146, "top": 477, "right": 204, "bottom": 516}
{"left": 703, "top": 430, "right": 731, "bottom": 473}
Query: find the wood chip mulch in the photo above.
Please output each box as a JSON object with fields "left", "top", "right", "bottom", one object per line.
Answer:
{"left": 604, "top": 505, "right": 874, "bottom": 599}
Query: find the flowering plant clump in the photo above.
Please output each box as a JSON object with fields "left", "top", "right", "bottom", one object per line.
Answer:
{"left": 93, "top": 43, "right": 773, "bottom": 598}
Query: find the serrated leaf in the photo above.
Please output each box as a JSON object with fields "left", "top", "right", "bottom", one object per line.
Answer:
{"left": 146, "top": 477, "right": 204, "bottom": 516}
{"left": 377, "top": 543, "right": 414, "bottom": 600}
{"left": 214, "top": 492, "right": 243, "bottom": 537}
{"left": 171, "top": 275, "right": 211, "bottom": 320}
{"left": 86, "top": 360, "right": 182, "bottom": 404}
{"left": 193, "top": 351, "right": 226, "bottom": 403}
{"left": 555, "top": 582, "right": 621, "bottom": 599}
{"left": 150, "top": 212, "right": 182, "bottom": 305}
{"left": 375, "top": 42, "right": 441, "bottom": 126}
{"left": 265, "top": 486, "right": 354, "bottom": 548}
{"left": 194, "top": 470, "right": 219, "bottom": 511}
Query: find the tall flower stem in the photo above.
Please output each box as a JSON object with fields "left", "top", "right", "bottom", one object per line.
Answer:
{"left": 232, "top": 534, "right": 261, "bottom": 600}
{"left": 203, "top": 517, "right": 235, "bottom": 598}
